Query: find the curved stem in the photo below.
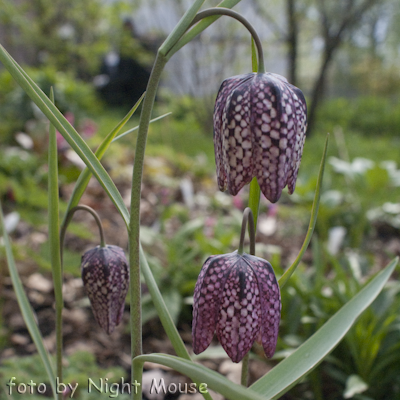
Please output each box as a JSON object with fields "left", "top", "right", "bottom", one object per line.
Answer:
{"left": 238, "top": 207, "right": 255, "bottom": 256}
{"left": 186, "top": 8, "right": 265, "bottom": 72}
{"left": 129, "top": 51, "right": 167, "bottom": 400}
{"left": 60, "top": 205, "right": 106, "bottom": 262}
{"left": 167, "top": 0, "right": 242, "bottom": 58}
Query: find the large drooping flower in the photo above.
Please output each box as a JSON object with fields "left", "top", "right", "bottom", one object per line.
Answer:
{"left": 214, "top": 72, "right": 307, "bottom": 203}
{"left": 81, "top": 245, "right": 129, "bottom": 334}
{"left": 192, "top": 251, "right": 281, "bottom": 363}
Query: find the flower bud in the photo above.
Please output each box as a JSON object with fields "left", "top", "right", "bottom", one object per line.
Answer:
{"left": 214, "top": 72, "right": 307, "bottom": 203}
{"left": 81, "top": 245, "right": 129, "bottom": 334}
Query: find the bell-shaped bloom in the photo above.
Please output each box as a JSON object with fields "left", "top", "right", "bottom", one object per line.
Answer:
{"left": 214, "top": 72, "right": 307, "bottom": 203}
{"left": 81, "top": 245, "right": 129, "bottom": 334}
{"left": 192, "top": 251, "right": 281, "bottom": 363}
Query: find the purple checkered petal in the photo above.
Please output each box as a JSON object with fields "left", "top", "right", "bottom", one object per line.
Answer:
{"left": 243, "top": 254, "right": 281, "bottom": 358}
{"left": 81, "top": 245, "right": 129, "bottom": 334}
{"left": 214, "top": 74, "right": 254, "bottom": 194}
{"left": 213, "top": 72, "right": 307, "bottom": 203}
{"left": 192, "top": 253, "right": 236, "bottom": 354}
{"left": 216, "top": 257, "right": 261, "bottom": 363}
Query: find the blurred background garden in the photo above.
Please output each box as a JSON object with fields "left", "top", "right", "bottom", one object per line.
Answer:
{"left": 1, "top": 0, "right": 400, "bottom": 399}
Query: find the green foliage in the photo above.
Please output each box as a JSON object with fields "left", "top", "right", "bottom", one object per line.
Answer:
{"left": 0, "top": 66, "right": 102, "bottom": 143}
{"left": 316, "top": 96, "right": 400, "bottom": 137}
{"left": 278, "top": 242, "right": 400, "bottom": 399}
{"left": 0, "top": 0, "right": 149, "bottom": 78}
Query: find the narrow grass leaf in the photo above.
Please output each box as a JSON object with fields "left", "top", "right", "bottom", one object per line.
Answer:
{"left": 250, "top": 257, "right": 398, "bottom": 399}
{"left": 0, "top": 44, "right": 128, "bottom": 225}
{"left": 64, "top": 94, "right": 145, "bottom": 227}
{"left": 48, "top": 89, "right": 64, "bottom": 386}
{"left": 279, "top": 134, "right": 329, "bottom": 288}
{"left": 159, "top": 0, "right": 206, "bottom": 56}
{"left": 134, "top": 353, "right": 266, "bottom": 400}
{"left": 0, "top": 201, "right": 57, "bottom": 398}
{"left": 111, "top": 112, "right": 171, "bottom": 143}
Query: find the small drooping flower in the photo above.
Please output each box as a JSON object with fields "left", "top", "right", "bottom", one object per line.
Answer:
{"left": 192, "top": 251, "right": 281, "bottom": 363}
{"left": 214, "top": 72, "right": 307, "bottom": 203}
{"left": 81, "top": 245, "right": 129, "bottom": 334}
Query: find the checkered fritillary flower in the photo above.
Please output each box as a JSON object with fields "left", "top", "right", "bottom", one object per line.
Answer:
{"left": 214, "top": 72, "right": 307, "bottom": 203}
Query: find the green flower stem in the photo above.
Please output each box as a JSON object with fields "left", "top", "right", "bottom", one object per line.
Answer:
{"left": 167, "top": 0, "right": 242, "bottom": 59}
{"left": 238, "top": 207, "right": 255, "bottom": 256}
{"left": 185, "top": 8, "right": 265, "bottom": 73}
{"left": 129, "top": 51, "right": 167, "bottom": 400}
{"left": 248, "top": 177, "right": 261, "bottom": 229}
{"left": 48, "top": 89, "right": 63, "bottom": 394}
{"left": 60, "top": 205, "right": 106, "bottom": 263}
{"left": 241, "top": 353, "right": 250, "bottom": 386}
{"left": 237, "top": 207, "right": 256, "bottom": 385}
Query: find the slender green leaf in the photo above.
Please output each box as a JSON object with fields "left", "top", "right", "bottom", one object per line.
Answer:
{"left": 111, "top": 112, "right": 171, "bottom": 143}
{"left": 167, "top": 0, "right": 242, "bottom": 58}
{"left": 159, "top": 0, "right": 206, "bottom": 56}
{"left": 48, "top": 89, "right": 63, "bottom": 388}
{"left": 64, "top": 94, "right": 145, "bottom": 226}
{"left": 0, "top": 201, "right": 57, "bottom": 398}
{"left": 279, "top": 134, "right": 329, "bottom": 288}
{"left": 250, "top": 257, "right": 398, "bottom": 399}
{"left": 134, "top": 354, "right": 266, "bottom": 400}
{"left": 0, "top": 44, "right": 129, "bottom": 225}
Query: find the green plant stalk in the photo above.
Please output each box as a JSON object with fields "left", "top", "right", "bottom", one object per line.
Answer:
{"left": 238, "top": 208, "right": 255, "bottom": 256}
{"left": 241, "top": 353, "right": 250, "bottom": 386}
{"left": 238, "top": 203, "right": 260, "bottom": 386}
{"left": 278, "top": 134, "right": 329, "bottom": 288}
{"left": 0, "top": 202, "right": 57, "bottom": 399}
{"left": 60, "top": 205, "right": 106, "bottom": 264}
{"left": 188, "top": 8, "right": 265, "bottom": 73}
{"left": 247, "top": 37, "right": 261, "bottom": 231}
{"left": 48, "top": 88, "right": 63, "bottom": 393}
{"left": 241, "top": 36, "right": 261, "bottom": 387}
{"left": 167, "top": 0, "right": 242, "bottom": 58}
{"left": 158, "top": 0, "right": 205, "bottom": 56}
{"left": 129, "top": 51, "right": 167, "bottom": 400}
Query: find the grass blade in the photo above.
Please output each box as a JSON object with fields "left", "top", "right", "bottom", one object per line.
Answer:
{"left": 48, "top": 89, "right": 63, "bottom": 391}
{"left": 250, "top": 257, "right": 398, "bottom": 399}
{"left": 279, "top": 133, "right": 329, "bottom": 288}
{"left": 64, "top": 93, "right": 145, "bottom": 227}
{"left": 111, "top": 112, "right": 171, "bottom": 143}
{"left": 134, "top": 353, "right": 266, "bottom": 400}
{"left": 0, "top": 201, "right": 57, "bottom": 398}
{"left": 0, "top": 44, "right": 129, "bottom": 225}
{"left": 159, "top": 0, "right": 206, "bottom": 56}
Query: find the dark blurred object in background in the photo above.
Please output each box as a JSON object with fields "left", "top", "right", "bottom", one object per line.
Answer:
{"left": 93, "top": 18, "right": 160, "bottom": 108}
{"left": 94, "top": 51, "right": 150, "bottom": 107}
